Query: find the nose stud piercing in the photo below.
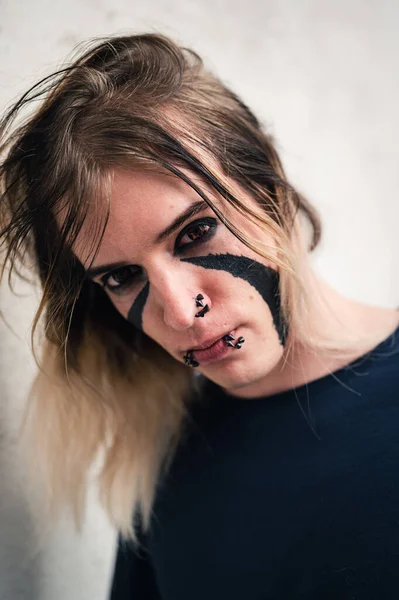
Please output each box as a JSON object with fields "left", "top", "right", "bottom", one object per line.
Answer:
{"left": 183, "top": 294, "right": 210, "bottom": 367}
{"left": 194, "top": 293, "right": 210, "bottom": 318}
{"left": 195, "top": 305, "right": 210, "bottom": 318}
{"left": 195, "top": 294, "right": 204, "bottom": 307}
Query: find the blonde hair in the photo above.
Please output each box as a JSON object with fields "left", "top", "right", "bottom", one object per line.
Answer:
{"left": 0, "top": 33, "right": 326, "bottom": 540}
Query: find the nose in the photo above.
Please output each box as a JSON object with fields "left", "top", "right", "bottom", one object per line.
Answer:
{"left": 150, "top": 266, "right": 199, "bottom": 331}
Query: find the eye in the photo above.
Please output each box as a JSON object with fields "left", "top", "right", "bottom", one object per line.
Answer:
{"left": 100, "top": 265, "right": 142, "bottom": 294}
{"left": 175, "top": 217, "right": 217, "bottom": 254}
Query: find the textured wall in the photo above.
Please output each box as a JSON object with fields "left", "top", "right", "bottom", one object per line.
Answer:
{"left": 0, "top": 1, "right": 398, "bottom": 598}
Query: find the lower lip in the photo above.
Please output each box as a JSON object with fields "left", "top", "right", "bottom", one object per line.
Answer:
{"left": 192, "top": 337, "right": 233, "bottom": 366}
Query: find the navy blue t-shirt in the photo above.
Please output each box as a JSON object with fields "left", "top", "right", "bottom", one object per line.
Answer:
{"left": 110, "top": 326, "right": 399, "bottom": 599}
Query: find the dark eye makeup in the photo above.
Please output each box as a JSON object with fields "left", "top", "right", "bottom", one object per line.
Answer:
{"left": 100, "top": 265, "right": 142, "bottom": 293}
{"left": 100, "top": 216, "right": 218, "bottom": 294}
{"left": 174, "top": 217, "right": 217, "bottom": 254}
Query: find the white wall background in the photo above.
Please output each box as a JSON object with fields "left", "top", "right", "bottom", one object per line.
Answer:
{"left": 0, "top": 1, "right": 398, "bottom": 598}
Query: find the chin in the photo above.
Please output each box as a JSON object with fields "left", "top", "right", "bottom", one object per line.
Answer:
{"left": 201, "top": 347, "right": 282, "bottom": 393}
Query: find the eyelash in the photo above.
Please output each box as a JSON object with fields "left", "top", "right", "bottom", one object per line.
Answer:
{"left": 174, "top": 217, "right": 217, "bottom": 255}
{"left": 100, "top": 217, "right": 218, "bottom": 294}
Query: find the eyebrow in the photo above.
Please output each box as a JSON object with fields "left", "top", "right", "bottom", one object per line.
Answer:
{"left": 155, "top": 199, "right": 207, "bottom": 244}
{"left": 86, "top": 199, "right": 208, "bottom": 280}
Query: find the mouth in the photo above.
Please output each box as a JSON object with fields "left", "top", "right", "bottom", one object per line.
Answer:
{"left": 183, "top": 330, "right": 245, "bottom": 367}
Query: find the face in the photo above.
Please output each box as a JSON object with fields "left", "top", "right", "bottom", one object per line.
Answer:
{"left": 80, "top": 168, "right": 287, "bottom": 394}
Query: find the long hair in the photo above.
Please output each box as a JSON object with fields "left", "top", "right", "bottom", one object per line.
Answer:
{"left": 0, "top": 33, "right": 323, "bottom": 540}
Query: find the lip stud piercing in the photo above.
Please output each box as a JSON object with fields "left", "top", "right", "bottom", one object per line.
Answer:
{"left": 183, "top": 350, "right": 199, "bottom": 368}
{"left": 223, "top": 333, "right": 235, "bottom": 347}
{"left": 235, "top": 336, "right": 245, "bottom": 350}
{"left": 194, "top": 294, "right": 210, "bottom": 318}
{"left": 223, "top": 333, "right": 245, "bottom": 349}
{"left": 184, "top": 334, "right": 245, "bottom": 368}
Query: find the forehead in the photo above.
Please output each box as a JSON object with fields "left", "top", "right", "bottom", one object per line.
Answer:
{"left": 75, "top": 167, "right": 208, "bottom": 268}
{"left": 110, "top": 167, "right": 199, "bottom": 229}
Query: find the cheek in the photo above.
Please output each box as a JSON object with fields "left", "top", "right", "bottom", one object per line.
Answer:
{"left": 110, "top": 251, "right": 287, "bottom": 350}
{"left": 181, "top": 253, "right": 287, "bottom": 345}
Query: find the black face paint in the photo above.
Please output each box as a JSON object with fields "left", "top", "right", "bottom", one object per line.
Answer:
{"left": 127, "top": 281, "right": 150, "bottom": 330}
{"left": 182, "top": 253, "right": 288, "bottom": 345}
{"left": 126, "top": 253, "right": 288, "bottom": 346}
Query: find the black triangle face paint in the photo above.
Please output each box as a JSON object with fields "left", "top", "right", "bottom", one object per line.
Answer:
{"left": 128, "top": 281, "right": 150, "bottom": 330}
{"left": 181, "top": 254, "right": 288, "bottom": 345}
{"left": 126, "top": 253, "right": 288, "bottom": 346}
